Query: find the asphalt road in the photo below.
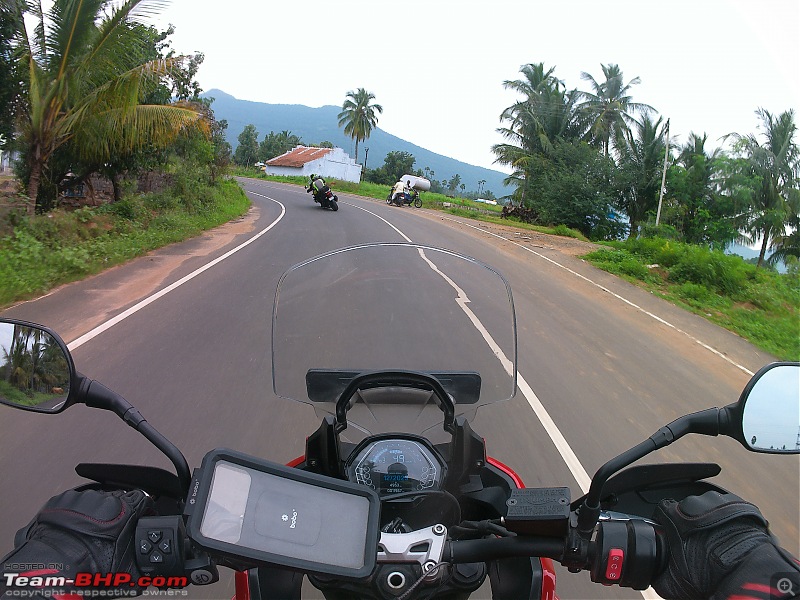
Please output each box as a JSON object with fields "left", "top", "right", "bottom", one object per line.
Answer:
{"left": 1, "top": 179, "right": 797, "bottom": 599}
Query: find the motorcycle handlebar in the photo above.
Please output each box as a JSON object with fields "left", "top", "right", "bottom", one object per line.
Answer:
{"left": 444, "top": 517, "right": 667, "bottom": 590}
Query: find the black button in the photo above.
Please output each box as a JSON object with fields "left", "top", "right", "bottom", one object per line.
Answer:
{"left": 159, "top": 539, "right": 172, "bottom": 554}
{"left": 139, "top": 540, "right": 152, "bottom": 554}
{"left": 147, "top": 530, "right": 162, "bottom": 543}
{"left": 150, "top": 552, "right": 163, "bottom": 563}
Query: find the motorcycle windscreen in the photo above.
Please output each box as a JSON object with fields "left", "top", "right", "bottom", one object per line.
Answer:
{"left": 186, "top": 449, "right": 380, "bottom": 577}
{"left": 272, "top": 244, "right": 517, "bottom": 442}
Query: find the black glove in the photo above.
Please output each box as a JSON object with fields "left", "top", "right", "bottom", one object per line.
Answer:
{"left": 653, "top": 491, "right": 800, "bottom": 600}
{"left": 1, "top": 488, "right": 153, "bottom": 597}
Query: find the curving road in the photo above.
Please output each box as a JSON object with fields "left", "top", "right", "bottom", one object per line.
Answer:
{"left": 1, "top": 179, "right": 797, "bottom": 599}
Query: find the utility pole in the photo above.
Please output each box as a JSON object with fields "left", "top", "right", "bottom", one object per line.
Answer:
{"left": 655, "top": 119, "right": 670, "bottom": 226}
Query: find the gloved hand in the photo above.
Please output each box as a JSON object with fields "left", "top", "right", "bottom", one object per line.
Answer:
{"left": 653, "top": 491, "right": 800, "bottom": 600}
{"left": 1, "top": 488, "right": 153, "bottom": 597}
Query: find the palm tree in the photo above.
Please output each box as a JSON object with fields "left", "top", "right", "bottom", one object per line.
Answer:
{"left": 8, "top": 0, "right": 206, "bottom": 215}
{"left": 492, "top": 63, "right": 586, "bottom": 206}
{"left": 579, "top": 64, "right": 653, "bottom": 156}
{"left": 337, "top": 88, "right": 382, "bottom": 165}
{"left": 616, "top": 115, "right": 669, "bottom": 237}
{"left": 729, "top": 108, "right": 800, "bottom": 267}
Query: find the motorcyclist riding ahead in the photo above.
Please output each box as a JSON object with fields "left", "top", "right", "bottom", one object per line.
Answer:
{"left": 306, "top": 173, "right": 328, "bottom": 204}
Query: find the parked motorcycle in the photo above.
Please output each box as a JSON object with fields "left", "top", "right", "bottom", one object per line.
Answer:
{"left": 0, "top": 243, "right": 797, "bottom": 600}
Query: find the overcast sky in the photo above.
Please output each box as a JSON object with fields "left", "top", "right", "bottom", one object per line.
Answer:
{"left": 148, "top": 0, "right": 799, "bottom": 173}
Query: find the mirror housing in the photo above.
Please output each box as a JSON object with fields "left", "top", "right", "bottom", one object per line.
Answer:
{"left": 0, "top": 319, "right": 78, "bottom": 413}
{"left": 0, "top": 318, "right": 192, "bottom": 493}
{"left": 728, "top": 362, "right": 800, "bottom": 454}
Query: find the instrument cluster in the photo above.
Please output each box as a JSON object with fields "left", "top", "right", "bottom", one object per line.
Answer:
{"left": 345, "top": 437, "right": 445, "bottom": 496}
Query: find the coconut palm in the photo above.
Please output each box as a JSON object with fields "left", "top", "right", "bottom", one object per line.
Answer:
{"left": 615, "top": 115, "right": 669, "bottom": 238}
{"left": 337, "top": 88, "right": 382, "bottom": 165}
{"left": 579, "top": 64, "right": 653, "bottom": 156}
{"left": 492, "top": 63, "right": 586, "bottom": 206}
{"left": 8, "top": 0, "right": 206, "bottom": 214}
{"left": 729, "top": 108, "right": 800, "bottom": 268}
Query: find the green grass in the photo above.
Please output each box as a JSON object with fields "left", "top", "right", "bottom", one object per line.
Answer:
{"left": 0, "top": 178, "right": 250, "bottom": 308}
{"left": 0, "top": 379, "right": 58, "bottom": 407}
{"left": 584, "top": 240, "right": 800, "bottom": 360}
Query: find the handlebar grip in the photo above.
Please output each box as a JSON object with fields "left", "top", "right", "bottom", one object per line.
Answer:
{"left": 591, "top": 519, "right": 668, "bottom": 590}
{"left": 445, "top": 537, "right": 564, "bottom": 564}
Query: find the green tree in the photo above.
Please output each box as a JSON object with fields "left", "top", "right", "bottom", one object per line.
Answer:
{"left": 492, "top": 63, "right": 587, "bottom": 206}
{"left": 259, "top": 130, "right": 302, "bottom": 161}
{"left": 364, "top": 151, "right": 415, "bottom": 185}
{"left": 0, "top": 4, "right": 19, "bottom": 144}
{"left": 579, "top": 64, "right": 653, "bottom": 156}
{"left": 729, "top": 108, "right": 800, "bottom": 268}
{"left": 337, "top": 88, "right": 382, "bottom": 165}
{"left": 527, "top": 140, "right": 622, "bottom": 239}
{"left": 615, "top": 115, "right": 668, "bottom": 238}
{"left": 62, "top": 23, "right": 208, "bottom": 203}
{"left": 665, "top": 133, "right": 740, "bottom": 247}
{"left": 446, "top": 173, "right": 462, "bottom": 195}
{"left": 7, "top": 0, "right": 206, "bottom": 215}
{"left": 234, "top": 124, "right": 259, "bottom": 166}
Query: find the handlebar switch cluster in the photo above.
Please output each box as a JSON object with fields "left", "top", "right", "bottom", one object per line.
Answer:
{"left": 136, "top": 516, "right": 187, "bottom": 579}
{"left": 591, "top": 519, "right": 664, "bottom": 590}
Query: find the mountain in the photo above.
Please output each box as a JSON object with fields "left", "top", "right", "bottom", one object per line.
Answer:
{"left": 202, "top": 89, "right": 509, "bottom": 197}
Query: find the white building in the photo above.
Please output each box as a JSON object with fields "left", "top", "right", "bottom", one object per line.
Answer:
{"left": 264, "top": 146, "right": 362, "bottom": 183}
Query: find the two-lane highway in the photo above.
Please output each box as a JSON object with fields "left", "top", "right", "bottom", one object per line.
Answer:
{"left": 1, "top": 178, "right": 796, "bottom": 599}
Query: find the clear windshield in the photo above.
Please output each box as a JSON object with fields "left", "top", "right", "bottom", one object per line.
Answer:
{"left": 272, "top": 244, "right": 517, "bottom": 443}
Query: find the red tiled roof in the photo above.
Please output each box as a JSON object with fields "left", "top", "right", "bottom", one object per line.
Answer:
{"left": 266, "top": 146, "right": 333, "bottom": 168}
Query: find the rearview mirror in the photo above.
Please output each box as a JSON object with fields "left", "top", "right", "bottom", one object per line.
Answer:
{"left": 740, "top": 363, "right": 800, "bottom": 453}
{"left": 0, "top": 320, "right": 75, "bottom": 413}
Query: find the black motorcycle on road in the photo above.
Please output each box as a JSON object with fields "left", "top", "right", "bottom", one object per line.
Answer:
{"left": 307, "top": 179, "right": 339, "bottom": 211}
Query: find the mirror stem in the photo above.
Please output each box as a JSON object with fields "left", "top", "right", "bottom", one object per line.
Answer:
{"left": 577, "top": 407, "right": 727, "bottom": 536}
{"left": 80, "top": 375, "right": 192, "bottom": 495}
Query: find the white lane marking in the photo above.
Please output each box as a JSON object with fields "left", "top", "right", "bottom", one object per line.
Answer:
{"left": 346, "top": 201, "right": 413, "bottom": 242}
{"left": 67, "top": 193, "right": 285, "bottom": 350}
{"left": 517, "top": 373, "right": 592, "bottom": 492}
{"left": 439, "top": 216, "right": 754, "bottom": 377}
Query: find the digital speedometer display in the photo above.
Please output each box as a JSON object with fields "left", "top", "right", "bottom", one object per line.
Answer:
{"left": 345, "top": 438, "right": 444, "bottom": 496}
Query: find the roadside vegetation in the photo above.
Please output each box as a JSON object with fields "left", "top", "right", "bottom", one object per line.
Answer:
{"left": 584, "top": 238, "right": 799, "bottom": 360}
{"left": 0, "top": 178, "right": 248, "bottom": 307}
{"left": 0, "top": 0, "right": 243, "bottom": 309}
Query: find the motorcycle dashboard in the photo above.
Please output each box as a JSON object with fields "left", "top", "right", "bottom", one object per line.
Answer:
{"left": 345, "top": 436, "right": 445, "bottom": 496}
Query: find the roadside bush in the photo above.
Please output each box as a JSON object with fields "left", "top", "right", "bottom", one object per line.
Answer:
{"left": 552, "top": 224, "right": 583, "bottom": 239}
{"left": 667, "top": 246, "right": 753, "bottom": 295}
{"left": 100, "top": 198, "right": 144, "bottom": 221}
{"left": 676, "top": 282, "right": 717, "bottom": 307}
